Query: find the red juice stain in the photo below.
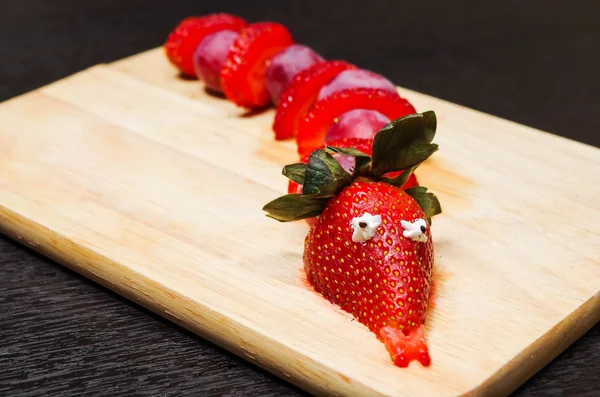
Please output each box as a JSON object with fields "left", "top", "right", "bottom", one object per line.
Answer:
{"left": 428, "top": 278, "right": 438, "bottom": 310}
{"left": 428, "top": 269, "right": 454, "bottom": 312}
{"left": 298, "top": 267, "right": 315, "bottom": 290}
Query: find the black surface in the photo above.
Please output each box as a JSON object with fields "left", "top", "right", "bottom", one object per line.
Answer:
{"left": 0, "top": 1, "right": 599, "bottom": 396}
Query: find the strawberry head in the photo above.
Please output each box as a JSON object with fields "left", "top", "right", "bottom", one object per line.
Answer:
{"left": 263, "top": 111, "right": 442, "bottom": 368}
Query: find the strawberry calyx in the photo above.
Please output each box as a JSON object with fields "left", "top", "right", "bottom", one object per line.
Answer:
{"left": 263, "top": 111, "right": 442, "bottom": 223}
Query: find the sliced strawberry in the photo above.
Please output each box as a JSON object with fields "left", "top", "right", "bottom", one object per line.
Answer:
{"left": 296, "top": 87, "right": 417, "bottom": 156}
{"left": 272, "top": 61, "right": 357, "bottom": 140}
{"left": 164, "top": 14, "right": 247, "bottom": 77}
{"left": 220, "top": 22, "right": 295, "bottom": 108}
{"left": 402, "top": 172, "right": 419, "bottom": 189}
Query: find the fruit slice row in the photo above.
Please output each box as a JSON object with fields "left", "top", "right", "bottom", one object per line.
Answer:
{"left": 164, "top": 13, "right": 419, "bottom": 180}
{"left": 163, "top": 13, "right": 432, "bottom": 368}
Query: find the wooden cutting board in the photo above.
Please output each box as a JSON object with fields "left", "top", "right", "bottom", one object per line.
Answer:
{"left": 1, "top": 47, "right": 599, "bottom": 397}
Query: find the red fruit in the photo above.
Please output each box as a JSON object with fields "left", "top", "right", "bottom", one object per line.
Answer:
{"left": 287, "top": 178, "right": 302, "bottom": 195}
{"left": 264, "top": 111, "right": 441, "bottom": 367}
{"left": 266, "top": 44, "right": 325, "bottom": 104}
{"left": 381, "top": 321, "right": 431, "bottom": 367}
{"left": 383, "top": 171, "right": 419, "bottom": 190}
{"left": 164, "top": 14, "right": 247, "bottom": 77}
{"left": 272, "top": 61, "right": 357, "bottom": 140}
{"left": 318, "top": 69, "right": 399, "bottom": 100}
{"left": 304, "top": 181, "right": 434, "bottom": 367}
{"left": 296, "top": 88, "right": 417, "bottom": 156}
{"left": 193, "top": 30, "right": 240, "bottom": 93}
{"left": 399, "top": 172, "right": 419, "bottom": 189}
{"left": 325, "top": 109, "right": 391, "bottom": 142}
{"left": 220, "top": 22, "right": 295, "bottom": 108}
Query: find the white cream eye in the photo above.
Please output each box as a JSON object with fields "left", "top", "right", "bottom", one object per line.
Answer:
{"left": 350, "top": 213, "right": 382, "bottom": 242}
{"left": 400, "top": 218, "right": 428, "bottom": 242}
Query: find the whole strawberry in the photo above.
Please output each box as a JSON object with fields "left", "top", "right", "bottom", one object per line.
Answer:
{"left": 264, "top": 111, "right": 441, "bottom": 367}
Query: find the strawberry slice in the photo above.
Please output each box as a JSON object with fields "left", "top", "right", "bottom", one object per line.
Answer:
{"left": 272, "top": 60, "right": 357, "bottom": 140}
{"left": 221, "top": 22, "right": 295, "bottom": 108}
{"left": 164, "top": 14, "right": 247, "bottom": 77}
{"left": 296, "top": 87, "right": 416, "bottom": 156}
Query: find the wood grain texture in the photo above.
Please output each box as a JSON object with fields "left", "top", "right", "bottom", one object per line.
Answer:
{"left": 2, "top": 2, "right": 600, "bottom": 396}
{"left": 1, "top": 235, "right": 599, "bottom": 397}
{"left": 0, "top": 235, "right": 308, "bottom": 397}
{"left": 0, "top": 47, "right": 599, "bottom": 397}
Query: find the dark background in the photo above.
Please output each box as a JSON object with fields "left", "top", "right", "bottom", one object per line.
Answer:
{"left": 1, "top": 1, "right": 599, "bottom": 396}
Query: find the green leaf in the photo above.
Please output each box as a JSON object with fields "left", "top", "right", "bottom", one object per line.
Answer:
{"left": 381, "top": 166, "right": 417, "bottom": 188}
{"left": 325, "top": 145, "right": 372, "bottom": 175}
{"left": 282, "top": 163, "right": 307, "bottom": 185}
{"left": 371, "top": 111, "right": 438, "bottom": 178}
{"left": 262, "top": 194, "right": 329, "bottom": 222}
{"left": 325, "top": 146, "right": 370, "bottom": 158}
{"left": 302, "top": 149, "right": 353, "bottom": 197}
{"left": 404, "top": 186, "right": 442, "bottom": 224}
